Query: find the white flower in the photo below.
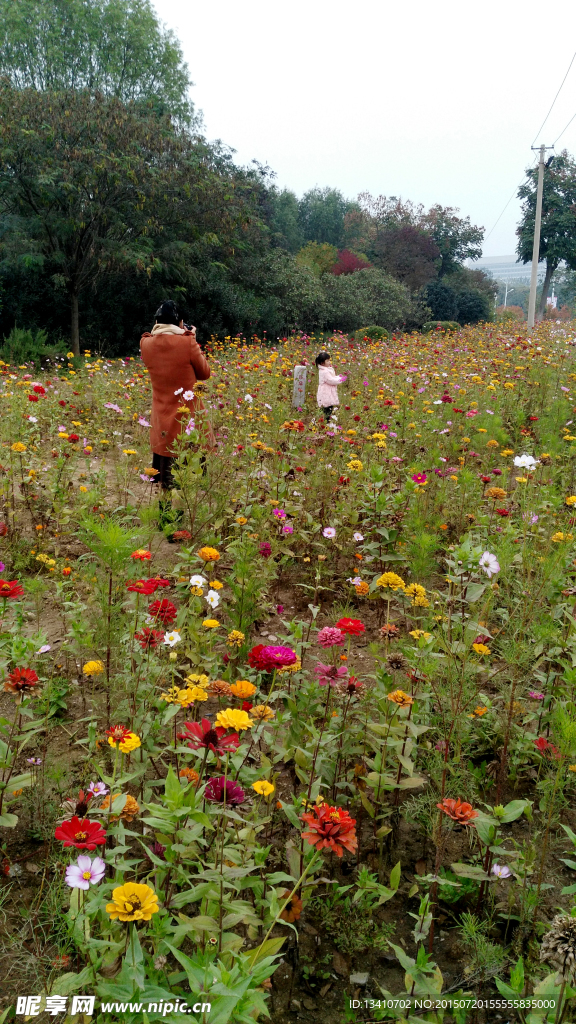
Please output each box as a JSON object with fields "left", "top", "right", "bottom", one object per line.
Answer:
{"left": 164, "top": 630, "right": 181, "bottom": 647}
{"left": 513, "top": 454, "right": 538, "bottom": 469}
{"left": 264, "top": 403, "right": 272, "bottom": 410}
{"left": 492, "top": 864, "right": 512, "bottom": 878}
{"left": 433, "top": 400, "right": 443, "bottom": 405}
{"left": 479, "top": 551, "right": 500, "bottom": 578}
{"left": 174, "top": 387, "right": 183, "bottom": 395}
{"left": 28, "top": 416, "right": 38, "bottom": 423}
{"left": 244, "top": 394, "right": 253, "bottom": 404}
{"left": 190, "top": 575, "right": 208, "bottom": 588}
{"left": 323, "top": 527, "right": 336, "bottom": 539}
{"left": 205, "top": 589, "right": 220, "bottom": 609}
{"left": 183, "top": 390, "right": 195, "bottom": 401}
{"left": 353, "top": 532, "right": 364, "bottom": 542}
{"left": 347, "top": 576, "right": 363, "bottom": 585}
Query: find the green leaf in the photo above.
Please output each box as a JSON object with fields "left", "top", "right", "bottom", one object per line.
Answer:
{"left": 245, "top": 936, "right": 285, "bottom": 967}
{"left": 500, "top": 799, "right": 529, "bottom": 823}
{"left": 51, "top": 966, "right": 95, "bottom": 996}
{"left": 388, "top": 941, "right": 415, "bottom": 972}
{"left": 389, "top": 860, "right": 401, "bottom": 890}
{"left": 510, "top": 957, "right": 524, "bottom": 993}
{"left": 0, "top": 813, "right": 18, "bottom": 827}
{"left": 164, "top": 765, "right": 183, "bottom": 807}
{"left": 450, "top": 862, "right": 491, "bottom": 881}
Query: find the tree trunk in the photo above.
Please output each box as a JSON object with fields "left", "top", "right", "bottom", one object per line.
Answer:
{"left": 70, "top": 291, "right": 80, "bottom": 357}
{"left": 537, "top": 261, "right": 556, "bottom": 319}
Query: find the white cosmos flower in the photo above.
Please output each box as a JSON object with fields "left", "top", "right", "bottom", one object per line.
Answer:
{"left": 353, "top": 532, "right": 364, "bottom": 542}
{"left": 205, "top": 589, "right": 220, "bottom": 609}
{"left": 347, "top": 576, "right": 363, "bottom": 585}
{"left": 190, "top": 575, "right": 208, "bottom": 588}
{"left": 479, "top": 551, "right": 500, "bottom": 578}
{"left": 183, "top": 390, "right": 195, "bottom": 401}
{"left": 244, "top": 394, "right": 253, "bottom": 403}
{"left": 174, "top": 387, "right": 183, "bottom": 395}
{"left": 164, "top": 630, "right": 181, "bottom": 647}
{"left": 513, "top": 454, "right": 538, "bottom": 469}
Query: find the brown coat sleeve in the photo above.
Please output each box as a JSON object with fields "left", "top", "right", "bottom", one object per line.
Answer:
{"left": 189, "top": 336, "right": 210, "bottom": 381}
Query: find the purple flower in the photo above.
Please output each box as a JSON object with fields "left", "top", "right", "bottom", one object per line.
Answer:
{"left": 150, "top": 841, "right": 166, "bottom": 860}
{"left": 283, "top": 524, "right": 293, "bottom": 535}
{"left": 411, "top": 473, "right": 427, "bottom": 484}
{"left": 492, "top": 864, "right": 512, "bottom": 879}
{"left": 138, "top": 416, "right": 151, "bottom": 427}
{"left": 26, "top": 757, "right": 42, "bottom": 765}
{"left": 276, "top": 604, "right": 284, "bottom": 614}
{"left": 529, "top": 691, "right": 545, "bottom": 700}
{"left": 273, "top": 508, "right": 287, "bottom": 520}
{"left": 88, "top": 781, "right": 109, "bottom": 797}
{"left": 259, "top": 542, "right": 272, "bottom": 558}
{"left": 205, "top": 776, "right": 245, "bottom": 805}
{"left": 0, "top": 562, "right": 5, "bottom": 573}
{"left": 314, "top": 663, "right": 349, "bottom": 687}
{"left": 260, "top": 645, "right": 298, "bottom": 668}
{"left": 104, "top": 403, "right": 122, "bottom": 414}
{"left": 65, "top": 855, "right": 106, "bottom": 890}
{"left": 323, "top": 526, "right": 336, "bottom": 539}
{"left": 317, "top": 627, "right": 345, "bottom": 648}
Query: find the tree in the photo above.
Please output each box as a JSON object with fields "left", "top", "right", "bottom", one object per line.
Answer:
{"left": 370, "top": 225, "right": 440, "bottom": 290}
{"left": 421, "top": 205, "right": 484, "bottom": 277}
{"left": 423, "top": 281, "right": 458, "bottom": 321}
{"left": 331, "top": 249, "right": 371, "bottom": 276}
{"left": 295, "top": 242, "right": 338, "bottom": 276}
{"left": 322, "top": 267, "right": 414, "bottom": 333}
{"left": 0, "top": 0, "right": 193, "bottom": 123}
{"left": 267, "top": 188, "right": 304, "bottom": 252}
{"left": 0, "top": 87, "right": 242, "bottom": 354}
{"left": 298, "top": 187, "right": 351, "bottom": 247}
{"left": 516, "top": 150, "right": 576, "bottom": 316}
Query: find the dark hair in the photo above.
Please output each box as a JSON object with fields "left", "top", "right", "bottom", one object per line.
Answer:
{"left": 154, "top": 299, "right": 180, "bottom": 326}
{"left": 315, "top": 351, "right": 331, "bottom": 367}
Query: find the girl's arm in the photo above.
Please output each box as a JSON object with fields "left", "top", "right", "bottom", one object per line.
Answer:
{"left": 324, "top": 368, "right": 344, "bottom": 385}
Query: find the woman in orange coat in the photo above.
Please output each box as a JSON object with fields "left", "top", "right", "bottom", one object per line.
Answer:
{"left": 140, "top": 300, "right": 214, "bottom": 489}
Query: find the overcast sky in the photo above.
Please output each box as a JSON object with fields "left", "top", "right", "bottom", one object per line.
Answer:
{"left": 153, "top": 0, "right": 576, "bottom": 258}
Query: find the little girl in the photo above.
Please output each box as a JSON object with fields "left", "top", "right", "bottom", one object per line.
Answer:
{"left": 315, "top": 351, "right": 346, "bottom": 422}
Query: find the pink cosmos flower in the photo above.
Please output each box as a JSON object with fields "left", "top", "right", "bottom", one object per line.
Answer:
{"left": 529, "top": 691, "right": 545, "bottom": 700}
{"left": 273, "top": 508, "right": 287, "bottom": 520}
{"left": 317, "top": 627, "right": 345, "bottom": 648}
{"left": 323, "top": 527, "right": 336, "bottom": 539}
{"left": 65, "top": 855, "right": 106, "bottom": 890}
{"left": 411, "top": 473, "right": 427, "bottom": 484}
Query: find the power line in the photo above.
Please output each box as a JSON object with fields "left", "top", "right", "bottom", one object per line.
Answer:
{"left": 553, "top": 110, "right": 576, "bottom": 146}
{"left": 484, "top": 155, "right": 538, "bottom": 241}
{"left": 531, "top": 50, "right": 576, "bottom": 146}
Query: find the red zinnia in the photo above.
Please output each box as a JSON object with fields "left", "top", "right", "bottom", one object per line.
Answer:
{"left": 178, "top": 717, "right": 240, "bottom": 756}
{"left": 106, "top": 724, "right": 131, "bottom": 744}
{"left": 4, "top": 667, "right": 39, "bottom": 694}
{"left": 0, "top": 580, "right": 24, "bottom": 600}
{"left": 68, "top": 433, "right": 80, "bottom": 443}
{"left": 149, "top": 578, "right": 170, "bottom": 588}
{"left": 437, "top": 798, "right": 478, "bottom": 824}
{"left": 33, "top": 384, "right": 45, "bottom": 395}
{"left": 148, "top": 599, "right": 177, "bottom": 625}
{"left": 495, "top": 509, "right": 510, "bottom": 517}
{"left": 127, "top": 579, "right": 158, "bottom": 595}
{"left": 28, "top": 394, "right": 39, "bottom": 402}
{"left": 54, "top": 816, "right": 106, "bottom": 850}
{"left": 171, "top": 530, "right": 191, "bottom": 541}
{"left": 134, "top": 627, "right": 165, "bottom": 650}
{"left": 131, "top": 549, "right": 152, "bottom": 561}
{"left": 301, "top": 803, "right": 358, "bottom": 857}
{"left": 335, "top": 618, "right": 365, "bottom": 636}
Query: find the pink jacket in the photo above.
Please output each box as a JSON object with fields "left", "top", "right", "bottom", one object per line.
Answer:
{"left": 317, "top": 366, "right": 344, "bottom": 408}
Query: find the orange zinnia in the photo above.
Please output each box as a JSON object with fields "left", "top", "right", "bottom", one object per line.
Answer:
{"left": 387, "top": 689, "right": 414, "bottom": 708}
{"left": 437, "top": 797, "right": 478, "bottom": 824}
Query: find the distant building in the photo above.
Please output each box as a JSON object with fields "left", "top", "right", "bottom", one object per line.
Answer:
{"left": 466, "top": 254, "right": 546, "bottom": 284}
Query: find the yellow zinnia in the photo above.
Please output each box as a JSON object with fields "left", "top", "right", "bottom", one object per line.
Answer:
{"left": 215, "top": 708, "right": 252, "bottom": 732}
{"left": 198, "top": 546, "right": 220, "bottom": 562}
{"left": 106, "top": 882, "right": 159, "bottom": 922}
{"left": 249, "top": 704, "right": 275, "bottom": 722}
{"left": 376, "top": 572, "right": 405, "bottom": 591}
{"left": 230, "top": 680, "right": 257, "bottom": 698}
{"left": 203, "top": 619, "right": 220, "bottom": 629}
{"left": 11, "top": 442, "right": 27, "bottom": 453}
{"left": 83, "top": 660, "right": 104, "bottom": 676}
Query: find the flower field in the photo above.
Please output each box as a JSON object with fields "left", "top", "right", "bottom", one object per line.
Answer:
{"left": 4, "top": 323, "right": 576, "bottom": 1021}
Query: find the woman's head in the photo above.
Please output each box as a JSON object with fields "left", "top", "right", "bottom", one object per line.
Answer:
{"left": 315, "top": 351, "right": 331, "bottom": 367}
{"left": 154, "top": 299, "right": 180, "bottom": 326}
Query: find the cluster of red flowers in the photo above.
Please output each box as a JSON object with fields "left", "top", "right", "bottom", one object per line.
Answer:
{"left": 301, "top": 802, "right": 358, "bottom": 857}
{"left": 335, "top": 618, "right": 365, "bottom": 637}
{"left": 534, "top": 736, "right": 561, "bottom": 759}
{"left": 134, "top": 627, "right": 165, "bottom": 650}
{"left": 148, "top": 599, "right": 177, "bottom": 625}
{"left": 248, "top": 644, "right": 297, "bottom": 672}
{"left": 126, "top": 578, "right": 170, "bottom": 595}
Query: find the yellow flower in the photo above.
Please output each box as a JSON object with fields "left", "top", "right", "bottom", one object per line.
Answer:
{"left": 83, "top": 660, "right": 104, "bottom": 677}
{"left": 101, "top": 793, "right": 140, "bottom": 821}
{"left": 106, "top": 882, "right": 159, "bottom": 922}
{"left": 347, "top": 459, "right": 363, "bottom": 472}
{"left": 160, "top": 685, "right": 181, "bottom": 704}
{"left": 209, "top": 580, "right": 223, "bottom": 589}
{"left": 203, "top": 619, "right": 220, "bottom": 629}
{"left": 405, "top": 583, "right": 426, "bottom": 605}
{"left": 387, "top": 690, "right": 414, "bottom": 708}
{"left": 215, "top": 708, "right": 252, "bottom": 732}
{"left": 552, "top": 532, "right": 573, "bottom": 543}
{"left": 230, "top": 680, "right": 257, "bottom": 698}
{"left": 122, "top": 449, "right": 137, "bottom": 455}
{"left": 409, "top": 630, "right": 432, "bottom": 639}
{"left": 190, "top": 586, "right": 204, "bottom": 597}
{"left": 249, "top": 704, "right": 275, "bottom": 722}
{"left": 486, "top": 439, "right": 499, "bottom": 448}
{"left": 566, "top": 496, "right": 576, "bottom": 505}
{"left": 472, "top": 706, "right": 488, "bottom": 717}
{"left": 501, "top": 449, "right": 515, "bottom": 456}
{"left": 198, "top": 546, "right": 220, "bottom": 562}
{"left": 472, "top": 643, "right": 491, "bottom": 655}
{"left": 278, "top": 656, "right": 302, "bottom": 674}
{"left": 186, "top": 673, "right": 209, "bottom": 688}
{"left": 176, "top": 686, "right": 208, "bottom": 706}
{"left": 376, "top": 572, "right": 405, "bottom": 591}
{"left": 58, "top": 432, "right": 69, "bottom": 439}
{"left": 236, "top": 516, "right": 248, "bottom": 525}
{"left": 11, "top": 442, "right": 27, "bottom": 453}
{"left": 252, "top": 779, "right": 275, "bottom": 797}
{"left": 227, "top": 629, "right": 245, "bottom": 647}
{"left": 569, "top": 765, "right": 576, "bottom": 773}
{"left": 108, "top": 731, "right": 141, "bottom": 753}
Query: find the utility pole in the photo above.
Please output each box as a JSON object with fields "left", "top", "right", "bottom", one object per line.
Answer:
{"left": 527, "top": 144, "right": 554, "bottom": 331}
